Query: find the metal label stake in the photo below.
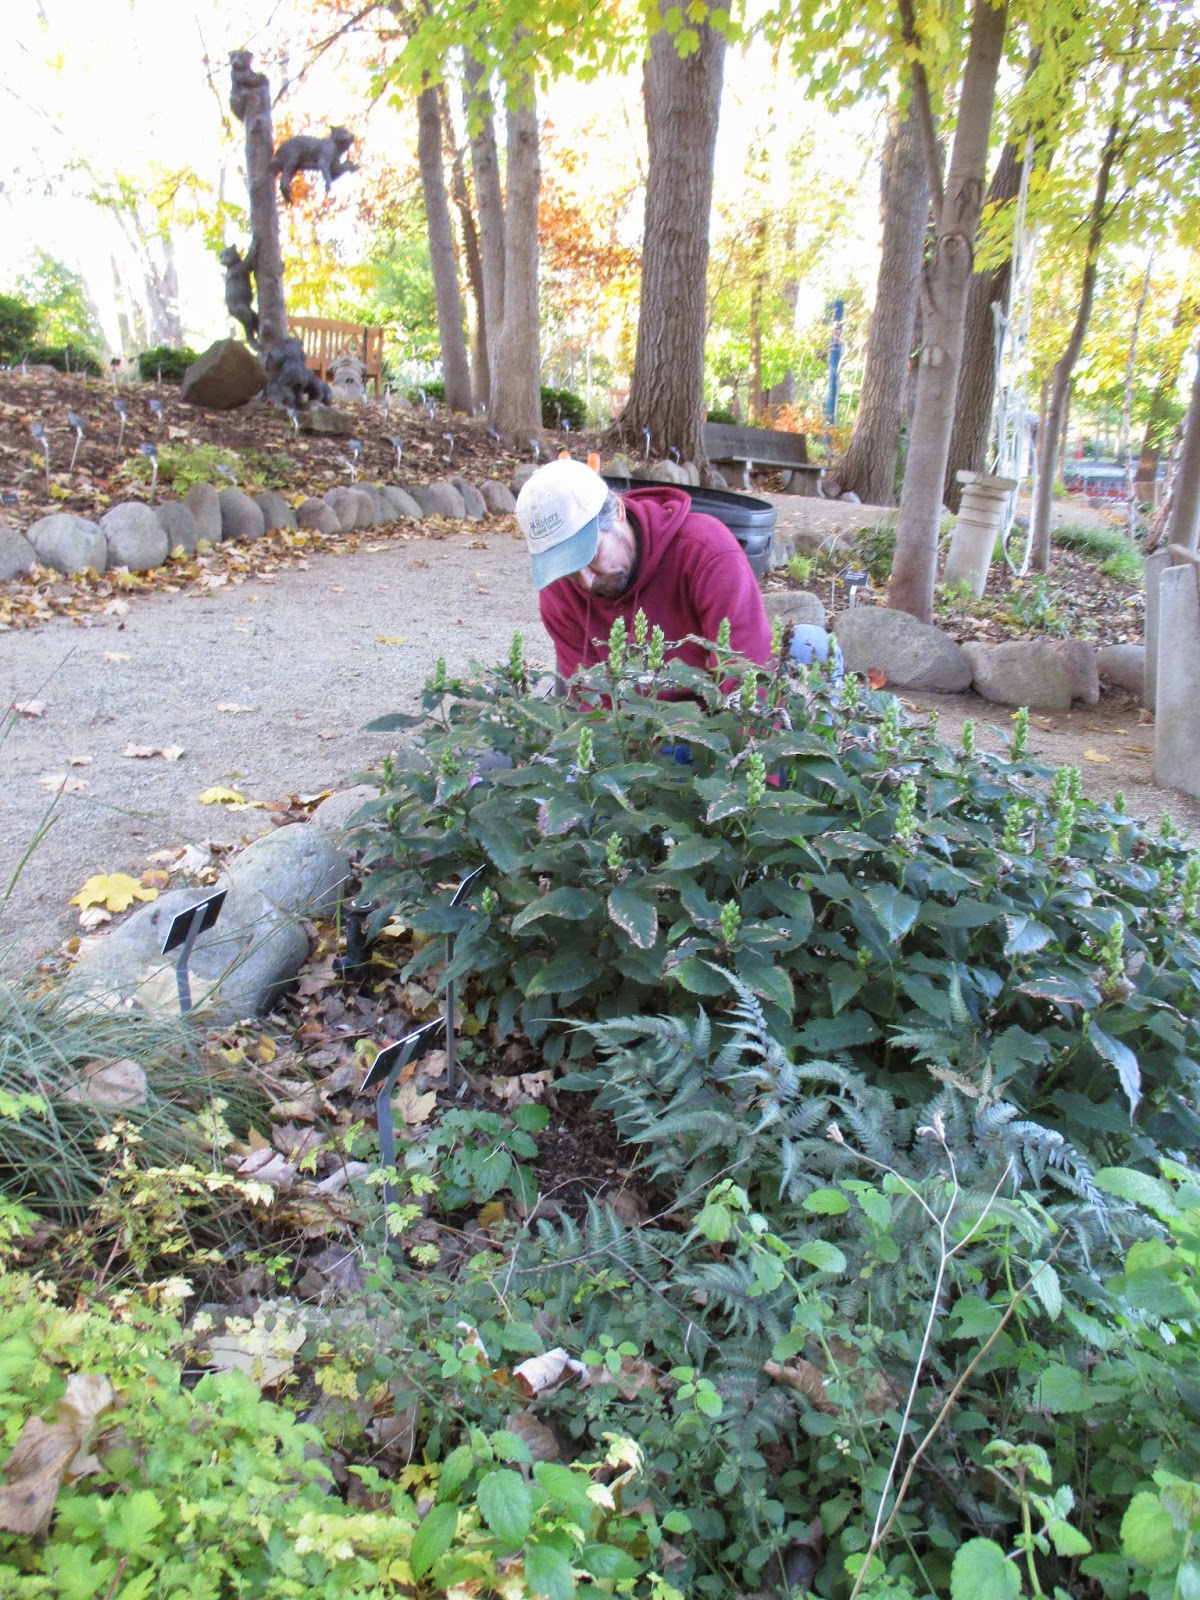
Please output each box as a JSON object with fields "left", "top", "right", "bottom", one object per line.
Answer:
{"left": 359, "top": 1016, "right": 445, "bottom": 1249}
{"left": 160, "top": 889, "right": 226, "bottom": 1013}
{"left": 445, "top": 866, "right": 485, "bottom": 1097}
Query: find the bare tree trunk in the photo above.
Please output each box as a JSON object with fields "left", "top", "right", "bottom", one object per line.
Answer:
{"left": 1122, "top": 255, "right": 1154, "bottom": 534}
{"left": 417, "top": 83, "right": 473, "bottom": 413}
{"left": 1057, "top": 388, "right": 1072, "bottom": 480}
{"left": 1030, "top": 115, "right": 1123, "bottom": 571}
{"left": 464, "top": 55, "right": 506, "bottom": 406}
{"left": 439, "top": 84, "right": 487, "bottom": 407}
{"left": 839, "top": 100, "right": 930, "bottom": 506}
{"left": 1166, "top": 348, "right": 1200, "bottom": 552}
{"left": 230, "top": 55, "right": 285, "bottom": 352}
{"left": 888, "top": 0, "right": 1009, "bottom": 622}
{"left": 748, "top": 217, "right": 767, "bottom": 420}
{"left": 489, "top": 83, "right": 542, "bottom": 443}
{"left": 615, "top": 19, "right": 726, "bottom": 469}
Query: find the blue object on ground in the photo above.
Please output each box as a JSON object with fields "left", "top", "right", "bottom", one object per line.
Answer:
{"left": 789, "top": 624, "right": 843, "bottom": 682}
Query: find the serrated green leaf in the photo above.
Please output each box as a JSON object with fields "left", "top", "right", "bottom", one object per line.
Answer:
{"left": 410, "top": 1503, "right": 458, "bottom": 1579}
{"left": 797, "top": 1239, "right": 846, "bottom": 1273}
{"left": 525, "top": 1540, "right": 576, "bottom": 1600}
{"left": 580, "top": 1543, "right": 643, "bottom": 1581}
{"left": 803, "top": 1188, "right": 850, "bottom": 1215}
{"left": 666, "top": 835, "right": 723, "bottom": 868}
{"left": 1121, "top": 1491, "right": 1179, "bottom": 1569}
{"left": 477, "top": 1468, "right": 532, "bottom": 1547}
{"left": 511, "top": 886, "right": 598, "bottom": 932}
{"left": 669, "top": 956, "right": 729, "bottom": 995}
{"left": 864, "top": 883, "right": 920, "bottom": 940}
{"left": 1095, "top": 1166, "right": 1175, "bottom": 1216}
{"left": 828, "top": 964, "right": 866, "bottom": 1015}
{"left": 950, "top": 1538, "right": 1020, "bottom": 1600}
{"left": 608, "top": 884, "right": 658, "bottom": 949}
{"left": 1091, "top": 1028, "right": 1141, "bottom": 1118}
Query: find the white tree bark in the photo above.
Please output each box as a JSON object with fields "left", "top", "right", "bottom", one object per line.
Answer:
{"left": 489, "top": 81, "right": 542, "bottom": 443}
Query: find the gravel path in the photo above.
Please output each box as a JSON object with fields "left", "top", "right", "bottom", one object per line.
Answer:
{"left": 3, "top": 495, "right": 1195, "bottom": 973}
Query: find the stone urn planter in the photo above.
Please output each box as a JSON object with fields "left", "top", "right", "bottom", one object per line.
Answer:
{"left": 943, "top": 470, "right": 1018, "bottom": 598}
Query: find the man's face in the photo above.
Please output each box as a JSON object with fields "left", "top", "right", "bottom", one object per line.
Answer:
{"left": 568, "top": 510, "right": 637, "bottom": 599}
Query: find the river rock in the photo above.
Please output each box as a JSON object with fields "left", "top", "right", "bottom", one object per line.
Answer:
{"left": 297, "top": 409, "right": 356, "bottom": 436}
{"left": 1097, "top": 642, "right": 1146, "bottom": 696}
{"left": 27, "top": 512, "right": 107, "bottom": 575}
{"left": 763, "top": 589, "right": 827, "bottom": 629}
{"left": 962, "top": 640, "right": 1073, "bottom": 711}
{"left": 1050, "top": 639, "right": 1100, "bottom": 706}
{"left": 511, "top": 463, "right": 540, "bottom": 496}
{"left": 349, "top": 487, "right": 378, "bottom": 528}
{"left": 633, "top": 458, "right": 690, "bottom": 485}
{"left": 324, "top": 487, "right": 361, "bottom": 533}
{"left": 411, "top": 480, "right": 467, "bottom": 519}
{"left": 379, "top": 485, "right": 424, "bottom": 520}
{"left": 100, "top": 502, "right": 169, "bottom": 571}
{"left": 832, "top": 606, "right": 971, "bottom": 692}
{"left": 180, "top": 339, "right": 266, "bottom": 410}
{"left": 0, "top": 522, "right": 37, "bottom": 579}
{"left": 479, "top": 480, "right": 516, "bottom": 516}
{"left": 450, "top": 477, "right": 487, "bottom": 519}
{"left": 219, "top": 488, "right": 266, "bottom": 542}
{"left": 155, "top": 500, "right": 201, "bottom": 556}
{"left": 255, "top": 491, "right": 297, "bottom": 532}
{"left": 183, "top": 483, "right": 222, "bottom": 543}
{"left": 295, "top": 498, "right": 341, "bottom": 535}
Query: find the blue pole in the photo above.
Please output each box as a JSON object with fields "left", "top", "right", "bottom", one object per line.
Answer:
{"left": 825, "top": 299, "right": 845, "bottom": 425}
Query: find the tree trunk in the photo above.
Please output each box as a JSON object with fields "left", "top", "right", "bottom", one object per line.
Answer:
{"left": 489, "top": 83, "right": 542, "bottom": 443}
{"left": 888, "top": 0, "right": 1009, "bottom": 622}
{"left": 464, "top": 55, "right": 506, "bottom": 406}
{"left": 417, "top": 83, "right": 473, "bottom": 413}
{"left": 1029, "top": 115, "right": 1123, "bottom": 571}
{"left": 839, "top": 100, "right": 930, "bottom": 506}
{"left": 229, "top": 55, "right": 285, "bottom": 353}
{"left": 942, "top": 139, "right": 1023, "bottom": 511}
{"left": 439, "top": 83, "right": 487, "bottom": 408}
{"left": 615, "top": 19, "right": 726, "bottom": 469}
{"left": 1166, "top": 348, "right": 1200, "bottom": 552}
{"left": 748, "top": 217, "right": 768, "bottom": 420}
{"left": 1122, "top": 256, "right": 1154, "bottom": 533}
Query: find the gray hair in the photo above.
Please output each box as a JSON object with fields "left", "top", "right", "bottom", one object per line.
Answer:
{"left": 596, "top": 491, "right": 623, "bottom": 532}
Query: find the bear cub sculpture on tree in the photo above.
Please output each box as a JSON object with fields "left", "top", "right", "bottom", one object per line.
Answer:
{"left": 228, "top": 50, "right": 268, "bottom": 122}
{"left": 262, "top": 337, "right": 332, "bottom": 409}
{"left": 271, "top": 127, "right": 357, "bottom": 204}
{"left": 218, "top": 241, "right": 258, "bottom": 342}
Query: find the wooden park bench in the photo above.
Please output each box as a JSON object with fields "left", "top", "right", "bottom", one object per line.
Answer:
{"left": 703, "top": 420, "right": 822, "bottom": 495}
{"left": 286, "top": 316, "right": 384, "bottom": 396}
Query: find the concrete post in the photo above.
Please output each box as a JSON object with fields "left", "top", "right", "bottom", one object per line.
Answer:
{"left": 1144, "top": 548, "right": 1171, "bottom": 711}
{"left": 1154, "top": 560, "right": 1200, "bottom": 799}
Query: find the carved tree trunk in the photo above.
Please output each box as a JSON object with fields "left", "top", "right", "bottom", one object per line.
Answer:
{"left": 464, "top": 56, "right": 506, "bottom": 406}
{"left": 1166, "top": 348, "right": 1200, "bottom": 552}
{"left": 1029, "top": 115, "right": 1123, "bottom": 571}
{"left": 889, "top": 0, "right": 1009, "bottom": 622}
{"left": 417, "top": 83, "right": 473, "bottom": 413}
{"left": 230, "top": 58, "right": 285, "bottom": 353}
{"left": 616, "top": 19, "right": 726, "bottom": 470}
{"left": 439, "top": 84, "right": 487, "bottom": 408}
{"left": 942, "top": 139, "right": 1023, "bottom": 511}
{"left": 489, "top": 84, "right": 542, "bottom": 443}
{"left": 839, "top": 100, "right": 930, "bottom": 506}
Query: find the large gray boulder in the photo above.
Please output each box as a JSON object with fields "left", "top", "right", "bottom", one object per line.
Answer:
{"left": 411, "top": 480, "right": 467, "bottom": 519}
{"left": 451, "top": 478, "right": 487, "bottom": 519}
{"left": 349, "top": 487, "right": 378, "bottom": 528}
{"left": 155, "top": 500, "right": 201, "bottom": 556}
{"left": 100, "top": 503, "right": 169, "bottom": 572}
{"left": 297, "top": 409, "right": 355, "bottom": 436}
{"left": 254, "top": 491, "right": 297, "bottom": 532}
{"left": 219, "top": 488, "right": 266, "bottom": 542}
{"left": 962, "top": 640, "right": 1073, "bottom": 711}
{"left": 1050, "top": 639, "right": 1099, "bottom": 706}
{"left": 183, "top": 483, "right": 222, "bottom": 544}
{"left": 1097, "top": 642, "right": 1145, "bottom": 696}
{"left": 0, "top": 522, "right": 37, "bottom": 580}
{"left": 296, "top": 497, "right": 341, "bottom": 535}
{"left": 324, "top": 487, "right": 361, "bottom": 533}
{"left": 27, "top": 512, "right": 107, "bottom": 575}
{"left": 379, "top": 484, "right": 424, "bottom": 521}
{"left": 763, "top": 589, "right": 827, "bottom": 629}
{"left": 632, "top": 458, "right": 689, "bottom": 485}
{"left": 511, "top": 463, "right": 540, "bottom": 497}
{"left": 65, "top": 823, "right": 348, "bottom": 1023}
{"left": 180, "top": 339, "right": 266, "bottom": 410}
{"left": 479, "top": 480, "right": 516, "bottom": 516}
{"left": 833, "top": 606, "right": 971, "bottom": 692}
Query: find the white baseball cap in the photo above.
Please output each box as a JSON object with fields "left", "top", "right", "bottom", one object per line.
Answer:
{"left": 516, "top": 459, "right": 609, "bottom": 590}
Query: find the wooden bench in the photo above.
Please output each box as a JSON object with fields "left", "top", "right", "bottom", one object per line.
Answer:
{"left": 703, "top": 421, "right": 821, "bottom": 495}
{"left": 286, "top": 317, "right": 384, "bottom": 396}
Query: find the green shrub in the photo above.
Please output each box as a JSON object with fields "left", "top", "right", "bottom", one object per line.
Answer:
{"left": 1053, "top": 521, "right": 1145, "bottom": 585}
{"left": 0, "top": 294, "right": 39, "bottom": 362}
{"left": 408, "top": 379, "right": 444, "bottom": 404}
{"left": 706, "top": 406, "right": 737, "bottom": 425}
{"left": 123, "top": 442, "right": 294, "bottom": 496}
{"left": 541, "top": 385, "right": 586, "bottom": 431}
{"left": 137, "top": 345, "right": 197, "bottom": 384}
{"left": 851, "top": 520, "right": 897, "bottom": 582}
{"left": 21, "top": 343, "right": 103, "bottom": 376}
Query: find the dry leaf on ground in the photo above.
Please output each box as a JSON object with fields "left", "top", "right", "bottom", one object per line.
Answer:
{"left": 513, "top": 1348, "right": 588, "bottom": 1398}
{"left": 12, "top": 699, "right": 46, "bottom": 717}
{"left": 198, "top": 786, "right": 247, "bottom": 805}
{"left": 36, "top": 773, "right": 88, "bottom": 794}
{"left": 69, "top": 873, "right": 159, "bottom": 914}
{"left": 215, "top": 702, "right": 256, "bottom": 714}
{"left": 64, "top": 1058, "right": 148, "bottom": 1107}
{"left": 0, "top": 1375, "right": 118, "bottom": 1537}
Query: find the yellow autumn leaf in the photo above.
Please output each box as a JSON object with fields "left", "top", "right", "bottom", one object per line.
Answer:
{"left": 1083, "top": 749, "right": 1112, "bottom": 764}
{"left": 375, "top": 635, "right": 406, "bottom": 646}
{"left": 198, "top": 786, "right": 248, "bottom": 805}
{"left": 69, "top": 873, "right": 160, "bottom": 914}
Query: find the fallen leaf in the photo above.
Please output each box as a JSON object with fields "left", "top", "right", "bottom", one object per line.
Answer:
{"left": 395, "top": 1081, "right": 437, "bottom": 1126}
{"left": 0, "top": 1375, "right": 118, "bottom": 1537}
{"left": 66, "top": 754, "right": 93, "bottom": 767}
{"left": 64, "top": 1058, "right": 148, "bottom": 1107}
{"left": 12, "top": 699, "right": 45, "bottom": 718}
{"left": 141, "top": 870, "right": 170, "bottom": 890}
{"left": 477, "top": 1200, "right": 508, "bottom": 1230}
{"left": 486, "top": 1070, "right": 555, "bottom": 1110}
{"left": 867, "top": 668, "right": 888, "bottom": 689}
{"left": 504, "top": 1409, "right": 561, "bottom": 1463}
{"left": 204, "top": 1315, "right": 305, "bottom": 1388}
{"left": 198, "top": 786, "right": 248, "bottom": 805}
{"left": 235, "top": 1148, "right": 297, "bottom": 1189}
{"left": 102, "top": 599, "right": 129, "bottom": 616}
{"left": 69, "top": 873, "right": 159, "bottom": 914}
{"left": 1083, "top": 749, "right": 1111, "bottom": 764}
{"left": 101, "top": 651, "right": 130, "bottom": 663}
{"left": 36, "top": 772, "right": 89, "bottom": 794}
{"left": 78, "top": 906, "right": 112, "bottom": 931}
{"left": 513, "top": 1348, "right": 588, "bottom": 1398}
{"left": 375, "top": 635, "right": 406, "bottom": 645}
{"left": 123, "top": 744, "right": 158, "bottom": 759}
{"left": 160, "top": 745, "right": 185, "bottom": 762}
{"left": 215, "top": 702, "right": 256, "bottom": 714}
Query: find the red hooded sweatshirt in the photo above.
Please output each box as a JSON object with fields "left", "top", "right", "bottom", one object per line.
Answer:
{"left": 538, "top": 484, "right": 772, "bottom": 681}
